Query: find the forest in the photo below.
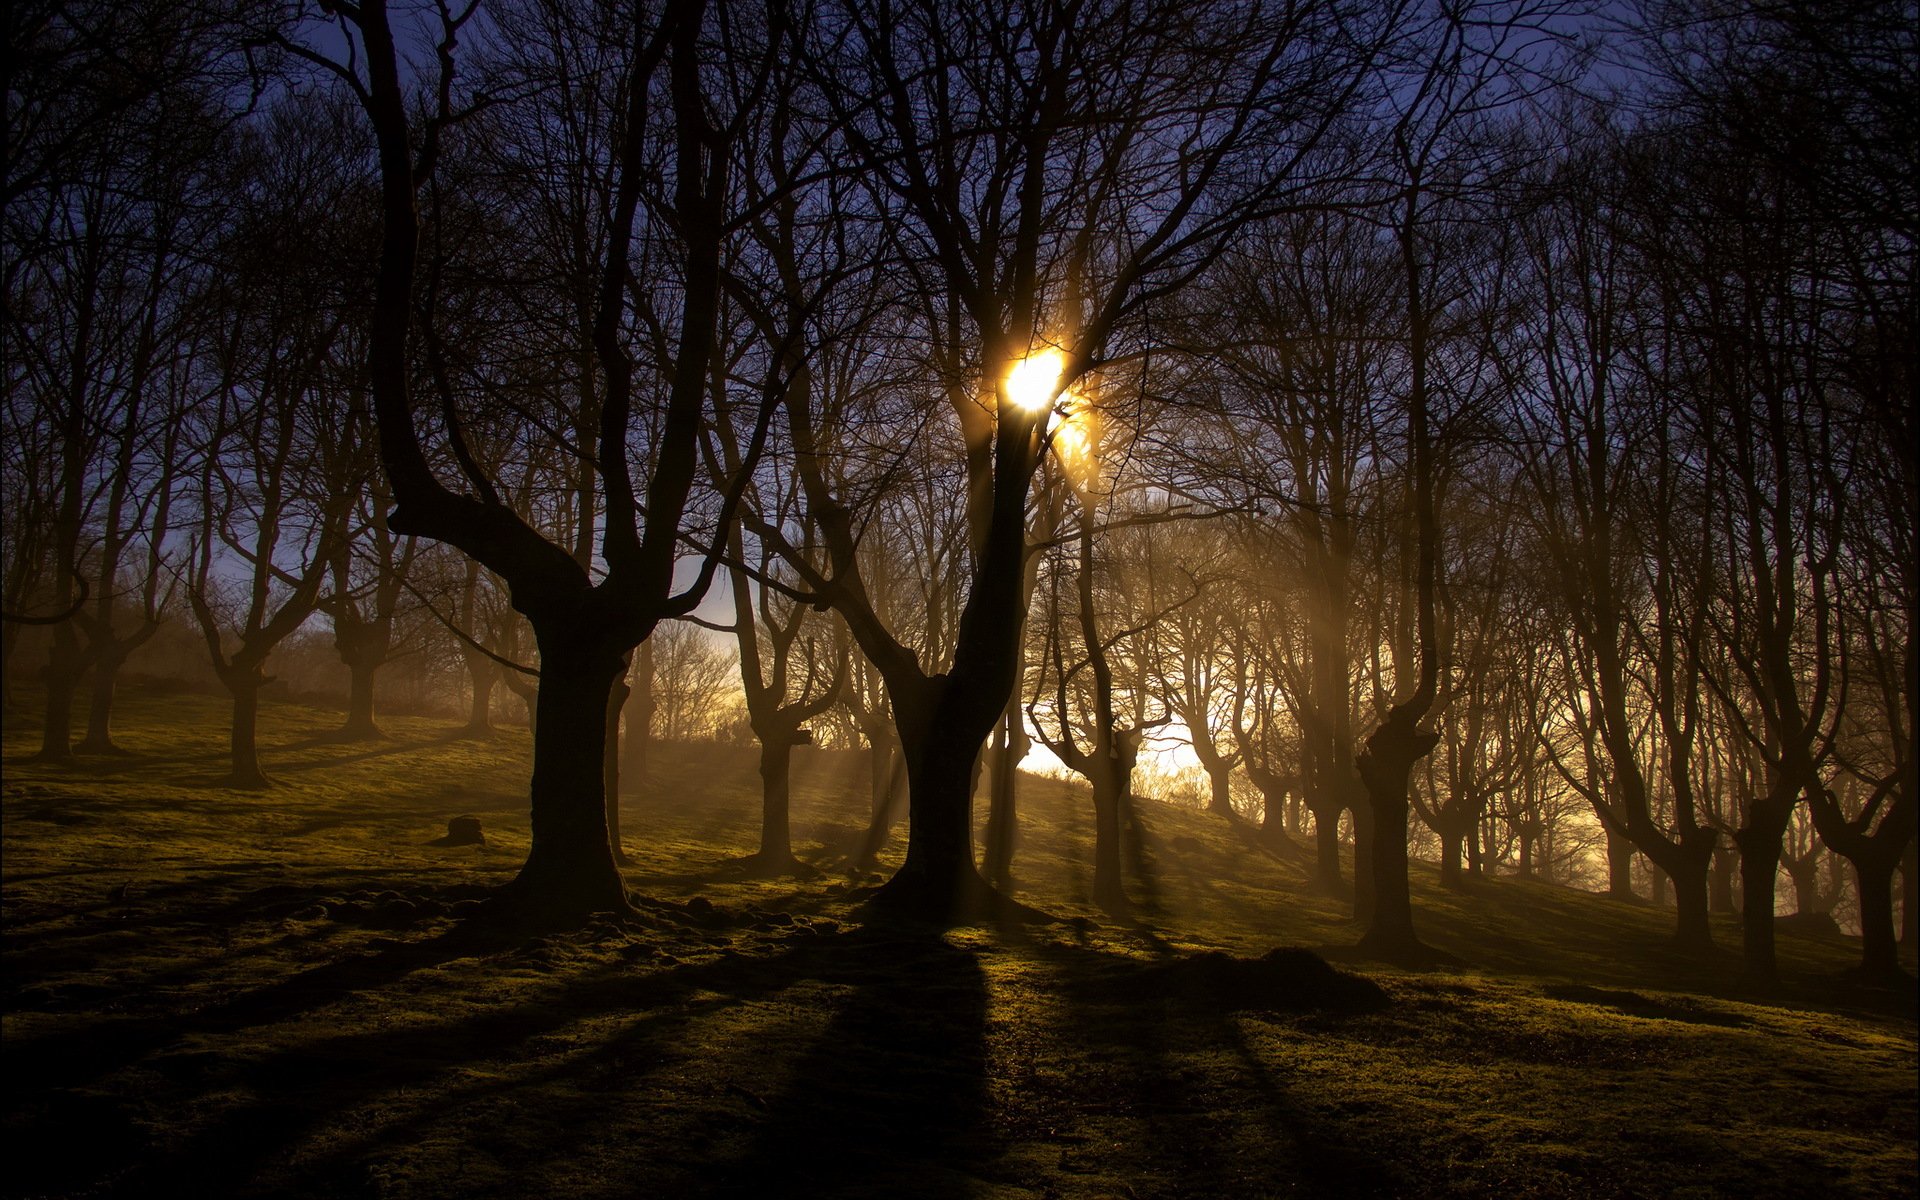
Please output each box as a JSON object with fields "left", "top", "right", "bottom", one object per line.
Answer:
{"left": 3, "top": 1, "right": 1915, "bottom": 1197}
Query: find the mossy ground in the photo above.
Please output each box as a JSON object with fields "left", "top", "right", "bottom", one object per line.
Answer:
{"left": 3, "top": 692, "right": 1915, "bottom": 1198}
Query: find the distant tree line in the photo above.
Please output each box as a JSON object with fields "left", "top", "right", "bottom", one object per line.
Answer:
{"left": 4, "top": 0, "right": 1912, "bottom": 979}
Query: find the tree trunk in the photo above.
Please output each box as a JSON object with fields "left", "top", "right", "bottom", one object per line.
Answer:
{"left": 1605, "top": 828, "right": 1635, "bottom": 901}
{"left": 983, "top": 706, "right": 1023, "bottom": 887}
{"left": 1855, "top": 858, "right": 1902, "bottom": 981}
{"left": 1438, "top": 827, "right": 1464, "bottom": 889}
{"left": 1902, "top": 838, "right": 1916, "bottom": 951}
{"left": 1258, "top": 784, "right": 1291, "bottom": 849}
{"left": 869, "top": 738, "right": 895, "bottom": 820}
{"left": 1203, "top": 761, "right": 1234, "bottom": 818}
{"left": 503, "top": 633, "right": 630, "bottom": 918}
{"left": 463, "top": 660, "right": 495, "bottom": 737}
{"left": 755, "top": 733, "right": 796, "bottom": 868}
{"left": 1306, "top": 797, "right": 1345, "bottom": 894}
{"left": 1786, "top": 858, "right": 1821, "bottom": 916}
{"left": 857, "top": 742, "right": 907, "bottom": 870}
{"left": 620, "top": 642, "right": 655, "bottom": 789}
{"left": 37, "top": 623, "right": 81, "bottom": 762}
{"left": 1735, "top": 790, "right": 1796, "bottom": 979}
{"left": 224, "top": 674, "right": 269, "bottom": 789}
{"left": 340, "top": 652, "right": 382, "bottom": 740}
{"left": 1351, "top": 801, "right": 1375, "bottom": 924}
{"left": 605, "top": 673, "right": 632, "bottom": 865}
{"left": 1086, "top": 769, "right": 1125, "bottom": 913}
{"left": 1355, "top": 713, "right": 1436, "bottom": 956}
{"left": 77, "top": 644, "right": 128, "bottom": 754}
{"left": 1710, "top": 844, "right": 1737, "bottom": 913}
{"left": 1671, "top": 859, "right": 1713, "bottom": 950}
{"left": 1650, "top": 863, "right": 1669, "bottom": 908}
{"left": 878, "top": 713, "right": 989, "bottom": 920}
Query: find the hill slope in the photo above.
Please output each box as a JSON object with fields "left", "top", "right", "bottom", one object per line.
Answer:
{"left": 3, "top": 692, "right": 1914, "bottom": 1198}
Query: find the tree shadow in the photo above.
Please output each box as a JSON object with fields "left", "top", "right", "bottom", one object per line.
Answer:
{"left": 1032, "top": 938, "right": 1404, "bottom": 1198}
{"left": 713, "top": 930, "right": 993, "bottom": 1197}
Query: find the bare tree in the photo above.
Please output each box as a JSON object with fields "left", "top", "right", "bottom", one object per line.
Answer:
{"left": 292, "top": 0, "right": 778, "bottom": 918}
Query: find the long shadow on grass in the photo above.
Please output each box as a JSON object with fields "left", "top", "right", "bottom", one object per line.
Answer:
{"left": 714, "top": 932, "right": 990, "bottom": 1197}
{"left": 0, "top": 900, "right": 516, "bottom": 1099}
{"left": 1032, "top": 939, "right": 1404, "bottom": 1198}
{"left": 18, "top": 925, "right": 992, "bottom": 1200}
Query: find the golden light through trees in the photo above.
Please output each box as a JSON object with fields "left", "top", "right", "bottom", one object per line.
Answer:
{"left": 1004, "top": 347, "right": 1067, "bottom": 414}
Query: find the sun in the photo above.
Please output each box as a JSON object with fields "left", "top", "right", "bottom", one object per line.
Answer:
{"left": 1004, "top": 347, "right": 1067, "bottom": 413}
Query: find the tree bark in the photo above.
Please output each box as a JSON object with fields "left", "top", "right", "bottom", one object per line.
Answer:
{"left": 1605, "top": 827, "right": 1635, "bottom": 901}
{"left": 1669, "top": 859, "right": 1713, "bottom": 948}
{"left": 619, "top": 641, "right": 655, "bottom": 789}
{"left": 983, "top": 704, "right": 1025, "bottom": 887}
{"left": 340, "top": 651, "right": 382, "bottom": 740}
{"left": 877, "top": 679, "right": 996, "bottom": 920}
{"left": 1902, "top": 838, "right": 1917, "bottom": 952}
{"left": 502, "top": 630, "right": 630, "bottom": 917}
{"left": 1306, "top": 796, "right": 1346, "bottom": 894}
{"left": 77, "top": 643, "right": 129, "bottom": 754}
{"left": 1091, "top": 773, "right": 1124, "bottom": 914}
{"left": 223, "top": 673, "right": 269, "bottom": 789}
{"left": 36, "top": 622, "right": 82, "bottom": 762}
{"left": 604, "top": 670, "right": 633, "bottom": 865}
{"left": 1735, "top": 787, "right": 1797, "bottom": 978}
{"left": 463, "top": 661, "right": 495, "bottom": 737}
{"left": 756, "top": 735, "right": 796, "bottom": 867}
{"left": 1855, "top": 859, "right": 1902, "bottom": 981}
{"left": 1438, "top": 827, "right": 1464, "bottom": 889}
{"left": 1785, "top": 856, "right": 1821, "bottom": 916}
{"left": 1711, "top": 844, "right": 1737, "bottom": 913}
{"left": 1355, "top": 711, "right": 1437, "bottom": 956}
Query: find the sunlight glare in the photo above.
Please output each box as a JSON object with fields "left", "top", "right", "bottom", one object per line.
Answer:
{"left": 1005, "top": 347, "right": 1067, "bottom": 413}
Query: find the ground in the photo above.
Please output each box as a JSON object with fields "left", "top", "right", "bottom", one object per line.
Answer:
{"left": 3, "top": 691, "right": 1915, "bottom": 1199}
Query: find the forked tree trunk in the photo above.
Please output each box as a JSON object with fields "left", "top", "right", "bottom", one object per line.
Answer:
{"left": 881, "top": 700, "right": 994, "bottom": 920}
{"left": 78, "top": 644, "right": 129, "bottom": 753}
{"left": 1735, "top": 787, "right": 1798, "bottom": 979}
{"left": 503, "top": 632, "right": 629, "bottom": 917}
{"left": 1785, "top": 857, "right": 1821, "bottom": 916}
{"left": 224, "top": 674, "right": 269, "bottom": 789}
{"left": 1710, "top": 845, "right": 1737, "bottom": 913}
{"left": 1855, "top": 859, "right": 1901, "bottom": 981}
{"left": 1670, "top": 860, "right": 1713, "bottom": 949}
{"left": 1605, "top": 828, "right": 1635, "bottom": 901}
{"left": 1355, "top": 712, "right": 1436, "bottom": 956}
{"left": 1202, "top": 759, "right": 1234, "bottom": 818}
{"left": 1306, "top": 797, "right": 1345, "bottom": 894}
{"left": 340, "top": 652, "right": 382, "bottom": 740}
{"left": 1257, "top": 784, "right": 1292, "bottom": 850}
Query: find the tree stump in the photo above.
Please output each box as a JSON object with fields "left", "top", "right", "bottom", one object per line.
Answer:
{"left": 430, "top": 815, "right": 485, "bottom": 847}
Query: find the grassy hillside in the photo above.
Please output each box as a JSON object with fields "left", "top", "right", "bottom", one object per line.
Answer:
{"left": 3, "top": 691, "right": 1914, "bottom": 1199}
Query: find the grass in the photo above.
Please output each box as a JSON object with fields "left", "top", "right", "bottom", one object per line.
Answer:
{"left": 3, "top": 690, "right": 1915, "bottom": 1199}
